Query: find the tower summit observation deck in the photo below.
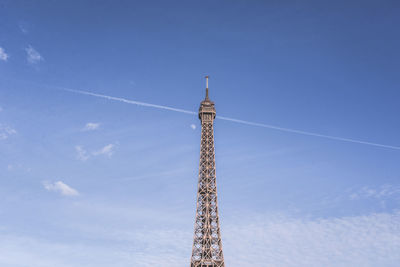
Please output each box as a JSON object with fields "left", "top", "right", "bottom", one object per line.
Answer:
{"left": 191, "top": 76, "right": 225, "bottom": 267}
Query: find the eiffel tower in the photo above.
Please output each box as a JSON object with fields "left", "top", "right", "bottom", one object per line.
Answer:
{"left": 191, "top": 76, "right": 225, "bottom": 267}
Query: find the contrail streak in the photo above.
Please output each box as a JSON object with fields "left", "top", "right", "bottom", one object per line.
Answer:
{"left": 216, "top": 116, "right": 400, "bottom": 150}
{"left": 63, "top": 88, "right": 400, "bottom": 150}
{"left": 62, "top": 88, "right": 196, "bottom": 115}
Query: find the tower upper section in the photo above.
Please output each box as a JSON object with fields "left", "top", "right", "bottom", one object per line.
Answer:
{"left": 198, "top": 76, "right": 216, "bottom": 122}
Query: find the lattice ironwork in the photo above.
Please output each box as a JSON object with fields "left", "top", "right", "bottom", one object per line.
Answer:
{"left": 191, "top": 77, "right": 225, "bottom": 267}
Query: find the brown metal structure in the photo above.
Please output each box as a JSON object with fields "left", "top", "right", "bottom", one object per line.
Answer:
{"left": 191, "top": 76, "right": 225, "bottom": 267}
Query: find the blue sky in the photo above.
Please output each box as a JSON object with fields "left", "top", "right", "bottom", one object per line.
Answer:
{"left": 1, "top": 1, "right": 400, "bottom": 266}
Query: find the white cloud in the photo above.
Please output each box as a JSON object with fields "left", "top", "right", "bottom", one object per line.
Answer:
{"left": 222, "top": 212, "right": 400, "bottom": 267}
{"left": 0, "top": 230, "right": 188, "bottom": 267}
{"left": 25, "top": 45, "right": 43, "bottom": 64}
{"left": 6, "top": 164, "right": 28, "bottom": 172}
{"left": 83, "top": 122, "right": 100, "bottom": 131}
{"left": 0, "top": 124, "right": 17, "bottom": 140}
{"left": 190, "top": 124, "right": 196, "bottom": 130}
{"left": 0, "top": 210, "right": 399, "bottom": 266}
{"left": 76, "top": 144, "right": 115, "bottom": 161}
{"left": 75, "top": 146, "right": 89, "bottom": 161}
{"left": 43, "top": 181, "right": 79, "bottom": 196}
{"left": 0, "top": 47, "right": 8, "bottom": 61}
{"left": 92, "top": 144, "right": 114, "bottom": 157}
{"left": 350, "top": 184, "right": 400, "bottom": 200}
{"left": 19, "top": 23, "right": 28, "bottom": 34}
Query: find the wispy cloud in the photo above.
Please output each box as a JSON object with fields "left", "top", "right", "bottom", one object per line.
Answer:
{"left": 222, "top": 212, "right": 400, "bottom": 266}
{"left": 83, "top": 122, "right": 101, "bottom": 131}
{"left": 75, "top": 144, "right": 115, "bottom": 161}
{"left": 0, "top": 124, "right": 17, "bottom": 140}
{"left": 43, "top": 181, "right": 79, "bottom": 196}
{"left": 92, "top": 144, "right": 114, "bottom": 157}
{"left": 75, "top": 145, "right": 89, "bottom": 161}
{"left": 0, "top": 47, "right": 9, "bottom": 61}
{"left": 0, "top": 210, "right": 399, "bottom": 266}
{"left": 190, "top": 124, "right": 196, "bottom": 130}
{"left": 350, "top": 184, "right": 400, "bottom": 200}
{"left": 25, "top": 45, "right": 43, "bottom": 64}
{"left": 19, "top": 22, "right": 28, "bottom": 34}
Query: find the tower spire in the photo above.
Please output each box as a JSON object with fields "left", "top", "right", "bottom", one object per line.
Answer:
{"left": 205, "top": 75, "right": 209, "bottom": 100}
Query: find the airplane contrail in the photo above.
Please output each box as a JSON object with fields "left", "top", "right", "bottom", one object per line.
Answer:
{"left": 216, "top": 116, "right": 400, "bottom": 150}
{"left": 61, "top": 87, "right": 400, "bottom": 150}
{"left": 62, "top": 87, "right": 196, "bottom": 115}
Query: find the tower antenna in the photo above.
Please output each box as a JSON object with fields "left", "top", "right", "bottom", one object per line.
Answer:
{"left": 205, "top": 75, "right": 209, "bottom": 100}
